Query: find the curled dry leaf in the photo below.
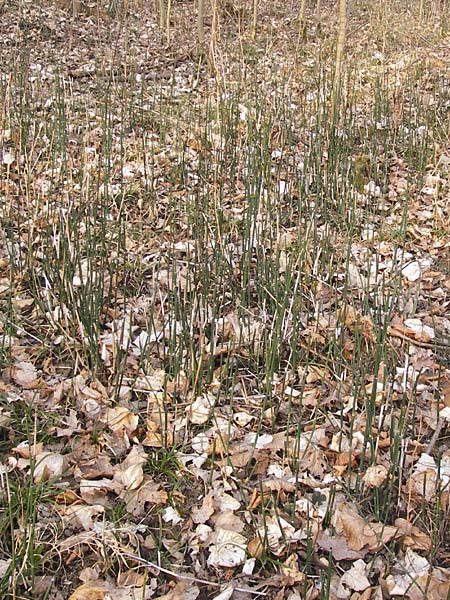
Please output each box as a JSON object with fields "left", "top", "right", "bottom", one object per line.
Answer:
{"left": 0, "top": 408, "right": 11, "bottom": 428}
{"left": 102, "top": 406, "right": 139, "bottom": 435}
{"left": 233, "top": 411, "right": 255, "bottom": 427}
{"left": 334, "top": 504, "right": 397, "bottom": 553}
{"left": 69, "top": 579, "right": 155, "bottom": 600}
{"left": 187, "top": 393, "right": 215, "bottom": 425}
{"left": 407, "top": 469, "right": 437, "bottom": 501}
{"left": 362, "top": 464, "right": 388, "bottom": 488}
{"left": 247, "top": 536, "right": 264, "bottom": 559}
{"left": 316, "top": 528, "right": 366, "bottom": 561}
{"left": 212, "top": 511, "right": 245, "bottom": 533}
{"left": 68, "top": 580, "right": 110, "bottom": 600}
{"left": 256, "top": 515, "right": 295, "bottom": 556}
{"left": 280, "top": 554, "right": 305, "bottom": 585}
{"left": 13, "top": 441, "right": 44, "bottom": 458}
{"left": 207, "top": 528, "right": 247, "bottom": 568}
{"left": 214, "top": 490, "right": 241, "bottom": 512}
{"left": 385, "top": 549, "right": 435, "bottom": 599}
{"left": 404, "top": 317, "right": 435, "bottom": 341}
{"left": 338, "top": 304, "right": 376, "bottom": 343}
{"left": 163, "top": 506, "right": 183, "bottom": 525}
{"left": 63, "top": 504, "right": 105, "bottom": 532}
{"left": 124, "top": 476, "right": 168, "bottom": 518}
{"left": 115, "top": 462, "right": 145, "bottom": 491}
{"left": 339, "top": 559, "right": 371, "bottom": 592}
{"left": 11, "top": 361, "right": 39, "bottom": 388}
{"left": 113, "top": 445, "right": 148, "bottom": 491}
{"left": 394, "top": 518, "right": 432, "bottom": 552}
{"left": 33, "top": 451, "right": 64, "bottom": 482}
{"left": 191, "top": 492, "right": 215, "bottom": 524}
{"left": 402, "top": 260, "right": 428, "bottom": 282}
{"left": 80, "top": 478, "right": 115, "bottom": 506}
{"left": 0, "top": 559, "right": 11, "bottom": 578}
{"left": 154, "top": 580, "right": 200, "bottom": 600}
{"left": 211, "top": 585, "right": 234, "bottom": 600}
{"left": 117, "top": 569, "right": 147, "bottom": 587}
{"left": 142, "top": 419, "right": 165, "bottom": 448}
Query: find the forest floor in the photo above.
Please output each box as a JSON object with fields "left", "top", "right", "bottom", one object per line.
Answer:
{"left": 1, "top": 0, "right": 450, "bottom": 598}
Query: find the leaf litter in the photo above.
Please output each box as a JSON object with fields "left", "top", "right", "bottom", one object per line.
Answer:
{"left": 0, "top": 0, "right": 450, "bottom": 598}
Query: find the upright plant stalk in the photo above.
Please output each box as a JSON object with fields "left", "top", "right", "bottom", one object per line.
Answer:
{"left": 418, "top": 0, "right": 424, "bottom": 24}
{"left": 165, "top": 0, "right": 172, "bottom": 43}
{"left": 209, "top": 0, "right": 218, "bottom": 66}
{"left": 158, "top": 0, "right": 166, "bottom": 31}
{"left": 298, "top": 0, "right": 307, "bottom": 42}
{"left": 251, "top": 0, "right": 258, "bottom": 39}
{"left": 72, "top": 0, "right": 80, "bottom": 17}
{"left": 332, "top": 0, "right": 348, "bottom": 124}
{"left": 315, "top": 0, "right": 321, "bottom": 21}
{"left": 441, "top": 0, "right": 448, "bottom": 33}
{"left": 197, "top": 0, "right": 205, "bottom": 53}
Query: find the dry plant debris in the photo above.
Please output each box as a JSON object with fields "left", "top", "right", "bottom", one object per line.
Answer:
{"left": 0, "top": 0, "right": 450, "bottom": 598}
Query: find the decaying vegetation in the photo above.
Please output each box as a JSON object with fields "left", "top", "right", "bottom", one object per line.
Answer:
{"left": 0, "top": 0, "right": 449, "bottom": 598}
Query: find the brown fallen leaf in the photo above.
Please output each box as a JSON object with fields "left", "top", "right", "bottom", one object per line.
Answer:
{"left": 68, "top": 580, "right": 110, "bottom": 600}
{"left": 124, "top": 476, "right": 168, "bottom": 517}
{"left": 316, "top": 529, "right": 366, "bottom": 560}
{"left": 191, "top": 492, "right": 215, "bottom": 524}
{"left": 337, "top": 305, "right": 377, "bottom": 343}
{"left": 102, "top": 406, "right": 139, "bottom": 435}
{"left": 113, "top": 445, "right": 148, "bottom": 492}
{"left": 362, "top": 464, "right": 388, "bottom": 488}
{"left": 340, "top": 559, "right": 371, "bottom": 592}
{"left": 280, "top": 553, "right": 305, "bottom": 585}
{"left": 33, "top": 451, "right": 64, "bottom": 483}
{"left": 63, "top": 504, "right": 105, "bottom": 532}
{"left": 335, "top": 504, "right": 396, "bottom": 553}
{"left": 154, "top": 580, "right": 198, "bottom": 600}
{"left": 13, "top": 441, "right": 44, "bottom": 458}
{"left": 11, "top": 361, "right": 40, "bottom": 388}
{"left": 407, "top": 469, "right": 438, "bottom": 501}
{"left": 394, "top": 518, "right": 432, "bottom": 552}
{"left": 117, "top": 569, "right": 147, "bottom": 587}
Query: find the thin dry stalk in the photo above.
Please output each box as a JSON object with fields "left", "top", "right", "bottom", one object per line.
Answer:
{"left": 332, "top": 0, "right": 348, "bottom": 123}
{"left": 197, "top": 0, "right": 205, "bottom": 53}
{"left": 418, "top": 0, "right": 424, "bottom": 24}
{"left": 251, "top": 0, "right": 258, "bottom": 39}
{"left": 158, "top": 0, "right": 166, "bottom": 31}
{"left": 165, "top": 0, "right": 171, "bottom": 44}
{"left": 298, "top": 0, "right": 307, "bottom": 41}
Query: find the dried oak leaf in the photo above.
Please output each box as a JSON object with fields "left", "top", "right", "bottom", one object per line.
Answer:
{"left": 407, "top": 469, "right": 438, "bottom": 501}
{"left": 79, "top": 478, "right": 115, "bottom": 506}
{"left": 191, "top": 492, "right": 215, "bottom": 524}
{"left": 386, "top": 549, "right": 450, "bottom": 599}
{"left": 63, "top": 504, "right": 105, "bottom": 532}
{"left": 69, "top": 579, "right": 155, "bottom": 600}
